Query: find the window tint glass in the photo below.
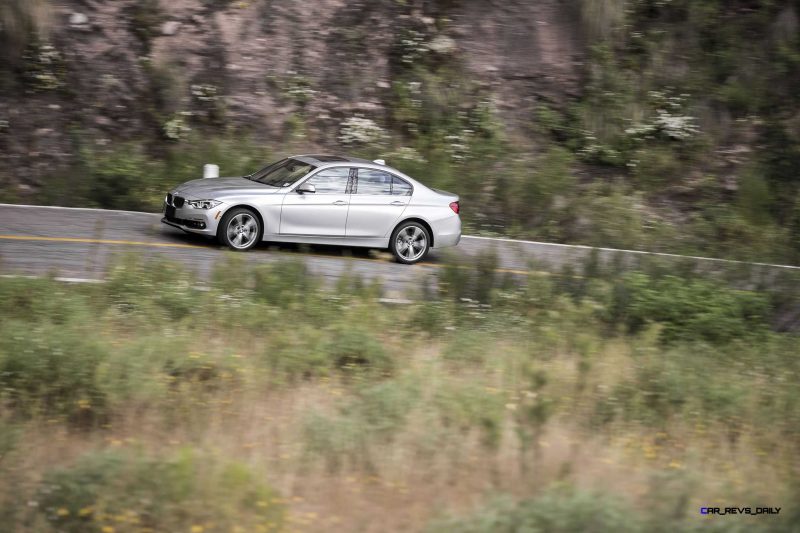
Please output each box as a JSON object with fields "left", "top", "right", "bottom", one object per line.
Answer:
{"left": 250, "top": 158, "right": 317, "bottom": 187}
{"left": 392, "top": 176, "right": 412, "bottom": 196}
{"left": 357, "top": 169, "right": 392, "bottom": 195}
{"left": 305, "top": 167, "right": 351, "bottom": 194}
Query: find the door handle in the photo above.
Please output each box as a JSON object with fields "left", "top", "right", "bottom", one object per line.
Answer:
{"left": 332, "top": 200, "right": 348, "bottom": 206}
{"left": 389, "top": 201, "right": 406, "bottom": 206}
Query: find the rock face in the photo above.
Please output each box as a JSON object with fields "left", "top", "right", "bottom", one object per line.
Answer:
{"left": 0, "top": 0, "right": 584, "bottom": 189}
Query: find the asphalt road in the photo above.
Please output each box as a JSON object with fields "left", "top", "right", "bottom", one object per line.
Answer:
{"left": 1, "top": 204, "right": 798, "bottom": 295}
{"left": 0, "top": 204, "right": 534, "bottom": 294}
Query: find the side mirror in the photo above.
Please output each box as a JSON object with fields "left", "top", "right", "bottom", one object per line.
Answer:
{"left": 296, "top": 183, "right": 316, "bottom": 194}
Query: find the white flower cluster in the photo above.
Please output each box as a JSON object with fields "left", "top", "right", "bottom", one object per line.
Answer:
{"left": 398, "top": 31, "right": 458, "bottom": 65}
{"left": 406, "top": 81, "right": 422, "bottom": 107}
{"left": 579, "top": 132, "right": 622, "bottom": 162}
{"left": 652, "top": 110, "right": 699, "bottom": 140}
{"left": 279, "top": 71, "right": 316, "bottom": 105}
{"left": 388, "top": 146, "right": 427, "bottom": 164}
{"left": 466, "top": 98, "right": 498, "bottom": 135}
{"left": 427, "top": 35, "right": 456, "bottom": 54}
{"left": 338, "top": 117, "right": 388, "bottom": 147}
{"left": 625, "top": 92, "right": 699, "bottom": 141}
{"left": 399, "top": 30, "right": 429, "bottom": 65}
{"left": 445, "top": 129, "right": 473, "bottom": 163}
{"left": 285, "top": 79, "right": 315, "bottom": 107}
{"left": 163, "top": 113, "right": 192, "bottom": 141}
{"left": 191, "top": 84, "right": 218, "bottom": 102}
{"left": 26, "top": 44, "right": 62, "bottom": 91}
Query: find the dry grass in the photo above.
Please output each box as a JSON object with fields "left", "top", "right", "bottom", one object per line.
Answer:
{"left": 0, "top": 263, "right": 797, "bottom": 531}
{"left": 4, "top": 339, "right": 795, "bottom": 532}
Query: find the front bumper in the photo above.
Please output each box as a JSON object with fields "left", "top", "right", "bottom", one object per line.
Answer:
{"left": 162, "top": 201, "right": 222, "bottom": 236}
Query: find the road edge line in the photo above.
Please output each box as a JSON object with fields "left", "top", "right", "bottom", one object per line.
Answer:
{"left": 3, "top": 203, "right": 799, "bottom": 270}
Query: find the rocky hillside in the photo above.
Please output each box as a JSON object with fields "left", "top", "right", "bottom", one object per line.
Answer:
{"left": 2, "top": 0, "right": 800, "bottom": 263}
{"left": 0, "top": 0, "right": 581, "bottom": 180}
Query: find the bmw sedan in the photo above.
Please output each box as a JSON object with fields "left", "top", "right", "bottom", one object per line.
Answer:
{"left": 162, "top": 154, "right": 461, "bottom": 264}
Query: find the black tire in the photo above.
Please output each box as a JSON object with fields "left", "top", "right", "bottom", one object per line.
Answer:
{"left": 390, "top": 221, "right": 430, "bottom": 264}
{"left": 217, "top": 207, "right": 261, "bottom": 251}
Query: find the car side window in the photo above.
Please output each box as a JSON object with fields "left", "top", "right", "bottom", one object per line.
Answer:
{"left": 356, "top": 168, "right": 392, "bottom": 195}
{"left": 392, "top": 176, "right": 412, "bottom": 196}
{"left": 304, "top": 167, "right": 351, "bottom": 194}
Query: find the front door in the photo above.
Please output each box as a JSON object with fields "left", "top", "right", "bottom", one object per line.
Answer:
{"left": 279, "top": 167, "right": 353, "bottom": 236}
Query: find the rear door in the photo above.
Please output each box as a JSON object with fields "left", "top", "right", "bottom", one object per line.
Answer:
{"left": 346, "top": 168, "right": 411, "bottom": 238}
{"left": 279, "top": 167, "right": 353, "bottom": 236}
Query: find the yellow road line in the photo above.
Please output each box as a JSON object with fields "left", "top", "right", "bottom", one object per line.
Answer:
{"left": 0, "top": 234, "right": 537, "bottom": 275}
{"left": 0, "top": 234, "right": 206, "bottom": 249}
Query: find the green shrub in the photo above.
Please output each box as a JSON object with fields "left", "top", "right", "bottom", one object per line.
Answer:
{"left": 303, "top": 378, "right": 420, "bottom": 470}
{"left": 128, "top": 0, "right": 162, "bottom": 54}
{"left": 324, "top": 325, "right": 393, "bottom": 376}
{"left": 434, "top": 380, "right": 505, "bottom": 450}
{"left": 79, "top": 143, "right": 166, "bottom": 210}
{"left": 0, "top": 320, "right": 108, "bottom": 424}
{"left": 428, "top": 486, "right": 643, "bottom": 533}
{"left": 411, "top": 301, "right": 451, "bottom": 335}
{"left": 21, "top": 41, "right": 65, "bottom": 92}
{"left": 252, "top": 259, "right": 317, "bottom": 307}
{"left": 614, "top": 273, "right": 770, "bottom": 344}
{"left": 0, "top": 276, "right": 93, "bottom": 324}
{"left": 103, "top": 254, "right": 200, "bottom": 320}
{"left": 33, "top": 448, "right": 284, "bottom": 532}
{"left": 442, "top": 329, "right": 491, "bottom": 364}
{"left": 263, "top": 325, "right": 330, "bottom": 381}
{"left": 438, "top": 249, "right": 506, "bottom": 304}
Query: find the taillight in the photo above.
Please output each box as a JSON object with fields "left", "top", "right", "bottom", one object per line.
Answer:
{"left": 449, "top": 201, "right": 460, "bottom": 214}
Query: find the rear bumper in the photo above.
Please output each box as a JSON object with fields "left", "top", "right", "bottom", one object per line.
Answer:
{"left": 432, "top": 215, "right": 461, "bottom": 248}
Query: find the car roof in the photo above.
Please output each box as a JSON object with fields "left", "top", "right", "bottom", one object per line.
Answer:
{"left": 289, "top": 154, "right": 419, "bottom": 186}
{"left": 293, "top": 154, "right": 374, "bottom": 166}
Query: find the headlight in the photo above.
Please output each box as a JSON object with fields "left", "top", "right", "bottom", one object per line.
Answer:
{"left": 186, "top": 199, "right": 222, "bottom": 210}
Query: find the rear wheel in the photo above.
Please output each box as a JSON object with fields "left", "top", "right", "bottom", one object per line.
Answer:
{"left": 390, "top": 221, "right": 430, "bottom": 264}
{"left": 218, "top": 208, "right": 261, "bottom": 251}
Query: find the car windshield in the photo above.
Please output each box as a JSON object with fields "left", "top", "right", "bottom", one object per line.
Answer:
{"left": 248, "top": 158, "right": 317, "bottom": 187}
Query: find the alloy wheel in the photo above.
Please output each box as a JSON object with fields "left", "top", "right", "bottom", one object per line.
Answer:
{"left": 395, "top": 225, "right": 427, "bottom": 262}
{"left": 226, "top": 213, "right": 258, "bottom": 249}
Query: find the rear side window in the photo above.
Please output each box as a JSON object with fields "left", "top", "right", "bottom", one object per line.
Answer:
{"left": 356, "top": 169, "right": 392, "bottom": 195}
{"left": 355, "top": 168, "right": 413, "bottom": 196}
{"left": 392, "top": 176, "right": 412, "bottom": 196}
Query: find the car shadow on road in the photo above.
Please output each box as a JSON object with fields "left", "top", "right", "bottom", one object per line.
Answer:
{"left": 158, "top": 224, "right": 444, "bottom": 265}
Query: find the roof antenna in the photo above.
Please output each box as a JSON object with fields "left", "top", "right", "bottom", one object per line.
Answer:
{"left": 373, "top": 159, "right": 386, "bottom": 165}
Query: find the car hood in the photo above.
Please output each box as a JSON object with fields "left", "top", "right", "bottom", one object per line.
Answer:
{"left": 172, "top": 177, "right": 280, "bottom": 199}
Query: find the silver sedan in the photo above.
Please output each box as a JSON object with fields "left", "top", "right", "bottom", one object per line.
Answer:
{"left": 162, "top": 154, "right": 461, "bottom": 264}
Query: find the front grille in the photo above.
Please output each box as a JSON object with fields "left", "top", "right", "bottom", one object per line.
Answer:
{"left": 173, "top": 196, "right": 185, "bottom": 208}
{"left": 166, "top": 193, "right": 174, "bottom": 206}
{"left": 164, "top": 209, "right": 206, "bottom": 230}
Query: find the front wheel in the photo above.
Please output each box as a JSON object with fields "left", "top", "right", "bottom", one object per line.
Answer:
{"left": 217, "top": 208, "right": 261, "bottom": 251}
{"left": 390, "top": 221, "right": 430, "bottom": 264}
